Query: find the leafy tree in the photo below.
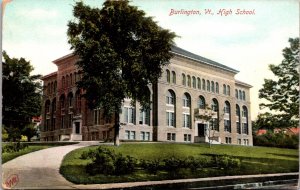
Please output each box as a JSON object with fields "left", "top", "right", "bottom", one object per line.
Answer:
{"left": 3, "top": 51, "right": 42, "bottom": 141}
{"left": 67, "top": 1, "right": 176, "bottom": 145}
{"left": 259, "top": 38, "right": 299, "bottom": 128}
{"left": 22, "top": 124, "right": 38, "bottom": 142}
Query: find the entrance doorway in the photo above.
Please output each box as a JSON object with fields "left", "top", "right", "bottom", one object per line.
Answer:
{"left": 198, "top": 123, "right": 206, "bottom": 137}
{"left": 75, "top": 122, "right": 80, "bottom": 134}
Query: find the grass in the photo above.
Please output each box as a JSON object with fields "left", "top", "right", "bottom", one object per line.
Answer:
{"left": 2, "top": 142, "right": 79, "bottom": 164}
{"left": 60, "top": 143, "right": 299, "bottom": 184}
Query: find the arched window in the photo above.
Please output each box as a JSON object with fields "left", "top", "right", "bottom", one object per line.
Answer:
{"left": 211, "top": 98, "right": 219, "bottom": 131}
{"left": 239, "top": 90, "right": 242, "bottom": 100}
{"left": 68, "top": 92, "right": 73, "bottom": 108}
{"left": 202, "top": 79, "right": 206, "bottom": 90}
{"left": 62, "top": 76, "right": 65, "bottom": 89}
{"left": 60, "top": 95, "right": 65, "bottom": 110}
{"left": 70, "top": 74, "right": 73, "bottom": 85}
{"left": 242, "top": 106, "right": 248, "bottom": 134}
{"left": 227, "top": 85, "right": 230, "bottom": 96}
{"left": 182, "top": 93, "right": 191, "bottom": 128}
{"left": 216, "top": 82, "right": 219, "bottom": 93}
{"left": 224, "top": 101, "right": 231, "bottom": 132}
{"left": 235, "top": 89, "right": 238, "bottom": 99}
{"left": 166, "top": 90, "right": 176, "bottom": 127}
{"left": 187, "top": 75, "right": 191, "bottom": 87}
{"left": 197, "top": 77, "right": 201, "bottom": 89}
{"left": 166, "top": 90, "right": 175, "bottom": 105}
{"left": 51, "top": 98, "right": 56, "bottom": 131}
{"left": 223, "top": 84, "right": 226, "bottom": 95}
{"left": 59, "top": 95, "right": 66, "bottom": 129}
{"left": 236, "top": 105, "right": 241, "bottom": 134}
{"left": 75, "top": 90, "right": 81, "bottom": 114}
{"left": 182, "top": 74, "right": 186, "bottom": 86}
{"left": 211, "top": 81, "right": 215, "bottom": 93}
{"left": 198, "top": 96, "right": 205, "bottom": 109}
{"left": 182, "top": 93, "right": 191, "bottom": 107}
{"left": 192, "top": 76, "right": 196, "bottom": 88}
{"left": 242, "top": 91, "right": 246, "bottom": 101}
{"left": 66, "top": 75, "right": 69, "bottom": 87}
{"left": 207, "top": 80, "right": 210, "bottom": 92}
{"left": 166, "top": 69, "right": 170, "bottom": 83}
{"left": 172, "top": 71, "right": 176, "bottom": 84}
{"left": 44, "top": 100, "right": 51, "bottom": 131}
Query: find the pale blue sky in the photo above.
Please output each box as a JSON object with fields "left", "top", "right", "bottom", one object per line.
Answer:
{"left": 3, "top": 0, "right": 299, "bottom": 119}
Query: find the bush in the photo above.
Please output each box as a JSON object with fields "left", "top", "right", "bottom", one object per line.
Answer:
{"left": 85, "top": 146, "right": 137, "bottom": 176}
{"left": 184, "top": 156, "right": 208, "bottom": 172}
{"left": 163, "top": 157, "right": 183, "bottom": 173}
{"left": 253, "top": 132, "right": 299, "bottom": 149}
{"left": 211, "top": 155, "right": 241, "bottom": 169}
{"left": 2, "top": 142, "right": 28, "bottom": 153}
{"left": 140, "top": 159, "right": 161, "bottom": 174}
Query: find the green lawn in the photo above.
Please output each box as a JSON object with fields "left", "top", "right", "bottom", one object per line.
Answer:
{"left": 60, "top": 143, "right": 299, "bottom": 184}
{"left": 2, "top": 142, "right": 79, "bottom": 164}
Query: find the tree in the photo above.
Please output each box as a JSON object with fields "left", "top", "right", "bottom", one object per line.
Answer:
{"left": 3, "top": 51, "right": 42, "bottom": 141}
{"left": 22, "top": 124, "right": 38, "bottom": 142}
{"left": 259, "top": 38, "right": 299, "bottom": 128}
{"left": 67, "top": 1, "right": 176, "bottom": 145}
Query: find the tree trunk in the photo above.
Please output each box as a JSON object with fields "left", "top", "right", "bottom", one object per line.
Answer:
{"left": 114, "top": 111, "right": 120, "bottom": 146}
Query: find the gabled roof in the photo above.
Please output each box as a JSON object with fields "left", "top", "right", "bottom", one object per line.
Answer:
{"left": 171, "top": 46, "right": 239, "bottom": 74}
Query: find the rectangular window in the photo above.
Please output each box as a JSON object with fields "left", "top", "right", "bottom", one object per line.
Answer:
{"left": 124, "top": 107, "right": 135, "bottom": 124}
{"left": 236, "top": 122, "right": 241, "bottom": 134}
{"left": 224, "top": 120, "right": 231, "bottom": 132}
{"left": 125, "top": 130, "right": 130, "bottom": 140}
{"left": 130, "top": 131, "right": 136, "bottom": 140}
{"left": 184, "top": 134, "right": 187, "bottom": 141}
{"left": 145, "top": 132, "right": 150, "bottom": 141}
{"left": 183, "top": 114, "right": 191, "bottom": 128}
{"left": 184, "top": 134, "right": 192, "bottom": 142}
{"left": 238, "top": 139, "right": 241, "bottom": 145}
{"left": 166, "top": 111, "right": 175, "bottom": 127}
{"left": 140, "top": 132, "right": 145, "bottom": 140}
{"left": 242, "top": 123, "right": 248, "bottom": 134}
{"left": 139, "top": 109, "right": 150, "bottom": 125}
{"left": 94, "top": 109, "right": 100, "bottom": 125}
{"left": 61, "top": 116, "right": 65, "bottom": 129}
{"left": 68, "top": 114, "right": 72, "bottom": 128}
{"left": 167, "top": 133, "right": 176, "bottom": 141}
{"left": 225, "top": 137, "right": 232, "bottom": 144}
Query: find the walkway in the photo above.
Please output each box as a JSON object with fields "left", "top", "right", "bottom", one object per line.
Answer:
{"left": 2, "top": 141, "right": 100, "bottom": 189}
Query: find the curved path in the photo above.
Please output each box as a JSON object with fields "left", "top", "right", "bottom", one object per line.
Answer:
{"left": 2, "top": 141, "right": 100, "bottom": 189}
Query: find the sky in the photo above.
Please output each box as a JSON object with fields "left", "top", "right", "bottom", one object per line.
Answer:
{"left": 2, "top": 0, "right": 299, "bottom": 120}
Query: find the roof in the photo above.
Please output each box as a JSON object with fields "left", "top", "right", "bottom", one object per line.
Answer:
{"left": 171, "top": 46, "right": 239, "bottom": 74}
{"left": 235, "top": 80, "right": 253, "bottom": 88}
{"left": 41, "top": 72, "right": 57, "bottom": 80}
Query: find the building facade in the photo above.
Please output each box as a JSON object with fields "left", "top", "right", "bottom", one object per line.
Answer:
{"left": 41, "top": 46, "right": 253, "bottom": 145}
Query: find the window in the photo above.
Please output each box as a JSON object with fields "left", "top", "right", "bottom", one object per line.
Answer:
{"left": 182, "top": 74, "right": 186, "bottom": 86}
{"left": 242, "top": 91, "right": 246, "bottom": 101}
{"left": 45, "top": 100, "right": 50, "bottom": 114}
{"left": 211, "top": 81, "right": 215, "bottom": 92}
{"left": 202, "top": 79, "right": 206, "bottom": 90}
{"left": 225, "top": 137, "right": 232, "bottom": 144}
{"left": 124, "top": 107, "right": 135, "bottom": 124}
{"left": 224, "top": 101, "right": 230, "bottom": 114}
{"left": 130, "top": 131, "right": 136, "bottom": 140}
{"left": 94, "top": 109, "right": 100, "bottom": 125}
{"left": 62, "top": 76, "right": 65, "bottom": 89}
{"left": 125, "top": 130, "right": 130, "bottom": 140}
{"left": 61, "top": 116, "right": 65, "bottom": 129}
{"left": 224, "top": 120, "right": 231, "bottom": 132}
{"left": 172, "top": 71, "right": 176, "bottom": 84}
{"left": 187, "top": 75, "right": 191, "bottom": 87}
{"left": 235, "top": 89, "right": 238, "bottom": 99}
{"left": 68, "top": 114, "right": 73, "bottom": 128}
{"left": 184, "top": 134, "right": 192, "bottom": 142}
{"left": 139, "top": 109, "right": 150, "bottom": 125}
{"left": 242, "top": 123, "right": 248, "bottom": 134}
{"left": 216, "top": 82, "right": 219, "bottom": 93}
{"left": 198, "top": 96, "right": 205, "bottom": 109}
{"left": 197, "top": 77, "right": 201, "bottom": 89}
{"left": 236, "top": 105, "right": 241, "bottom": 134}
{"left": 167, "top": 133, "right": 176, "bottom": 141}
{"left": 183, "top": 114, "right": 191, "bottom": 128}
{"left": 243, "top": 139, "right": 249, "bottom": 145}
{"left": 140, "top": 132, "right": 150, "bottom": 141}
{"left": 166, "top": 90, "right": 175, "bottom": 105}
{"left": 192, "top": 76, "right": 196, "bottom": 88}
{"left": 227, "top": 85, "right": 230, "bottom": 96}
{"left": 70, "top": 74, "right": 73, "bottom": 85}
{"left": 242, "top": 106, "right": 247, "bottom": 117}
{"left": 211, "top": 99, "right": 218, "bottom": 112}
{"left": 207, "top": 80, "right": 210, "bottom": 91}
{"left": 68, "top": 93, "right": 73, "bottom": 108}
{"left": 223, "top": 84, "right": 226, "bottom": 95}
{"left": 182, "top": 93, "right": 191, "bottom": 107}
{"left": 211, "top": 118, "right": 219, "bottom": 131}
{"left": 239, "top": 90, "right": 242, "bottom": 100}
{"left": 166, "top": 112, "right": 175, "bottom": 127}
{"left": 166, "top": 69, "right": 170, "bottom": 83}
{"left": 238, "top": 139, "right": 241, "bottom": 145}
{"left": 66, "top": 75, "right": 69, "bottom": 86}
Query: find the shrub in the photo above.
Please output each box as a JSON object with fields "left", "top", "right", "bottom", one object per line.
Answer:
{"left": 211, "top": 155, "right": 241, "bottom": 169}
{"left": 85, "top": 146, "right": 137, "bottom": 176}
{"left": 2, "top": 142, "right": 28, "bottom": 153}
{"left": 184, "top": 156, "right": 208, "bottom": 172}
{"left": 140, "top": 159, "right": 161, "bottom": 174}
{"left": 80, "top": 149, "right": 97, "bottom": 160}
{"left": 163, "top": 157, "right": 183, "bottom": 173}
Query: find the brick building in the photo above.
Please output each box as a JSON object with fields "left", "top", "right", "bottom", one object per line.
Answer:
{"left": 41, "top": 46, "right": 253, "bottom": 145}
